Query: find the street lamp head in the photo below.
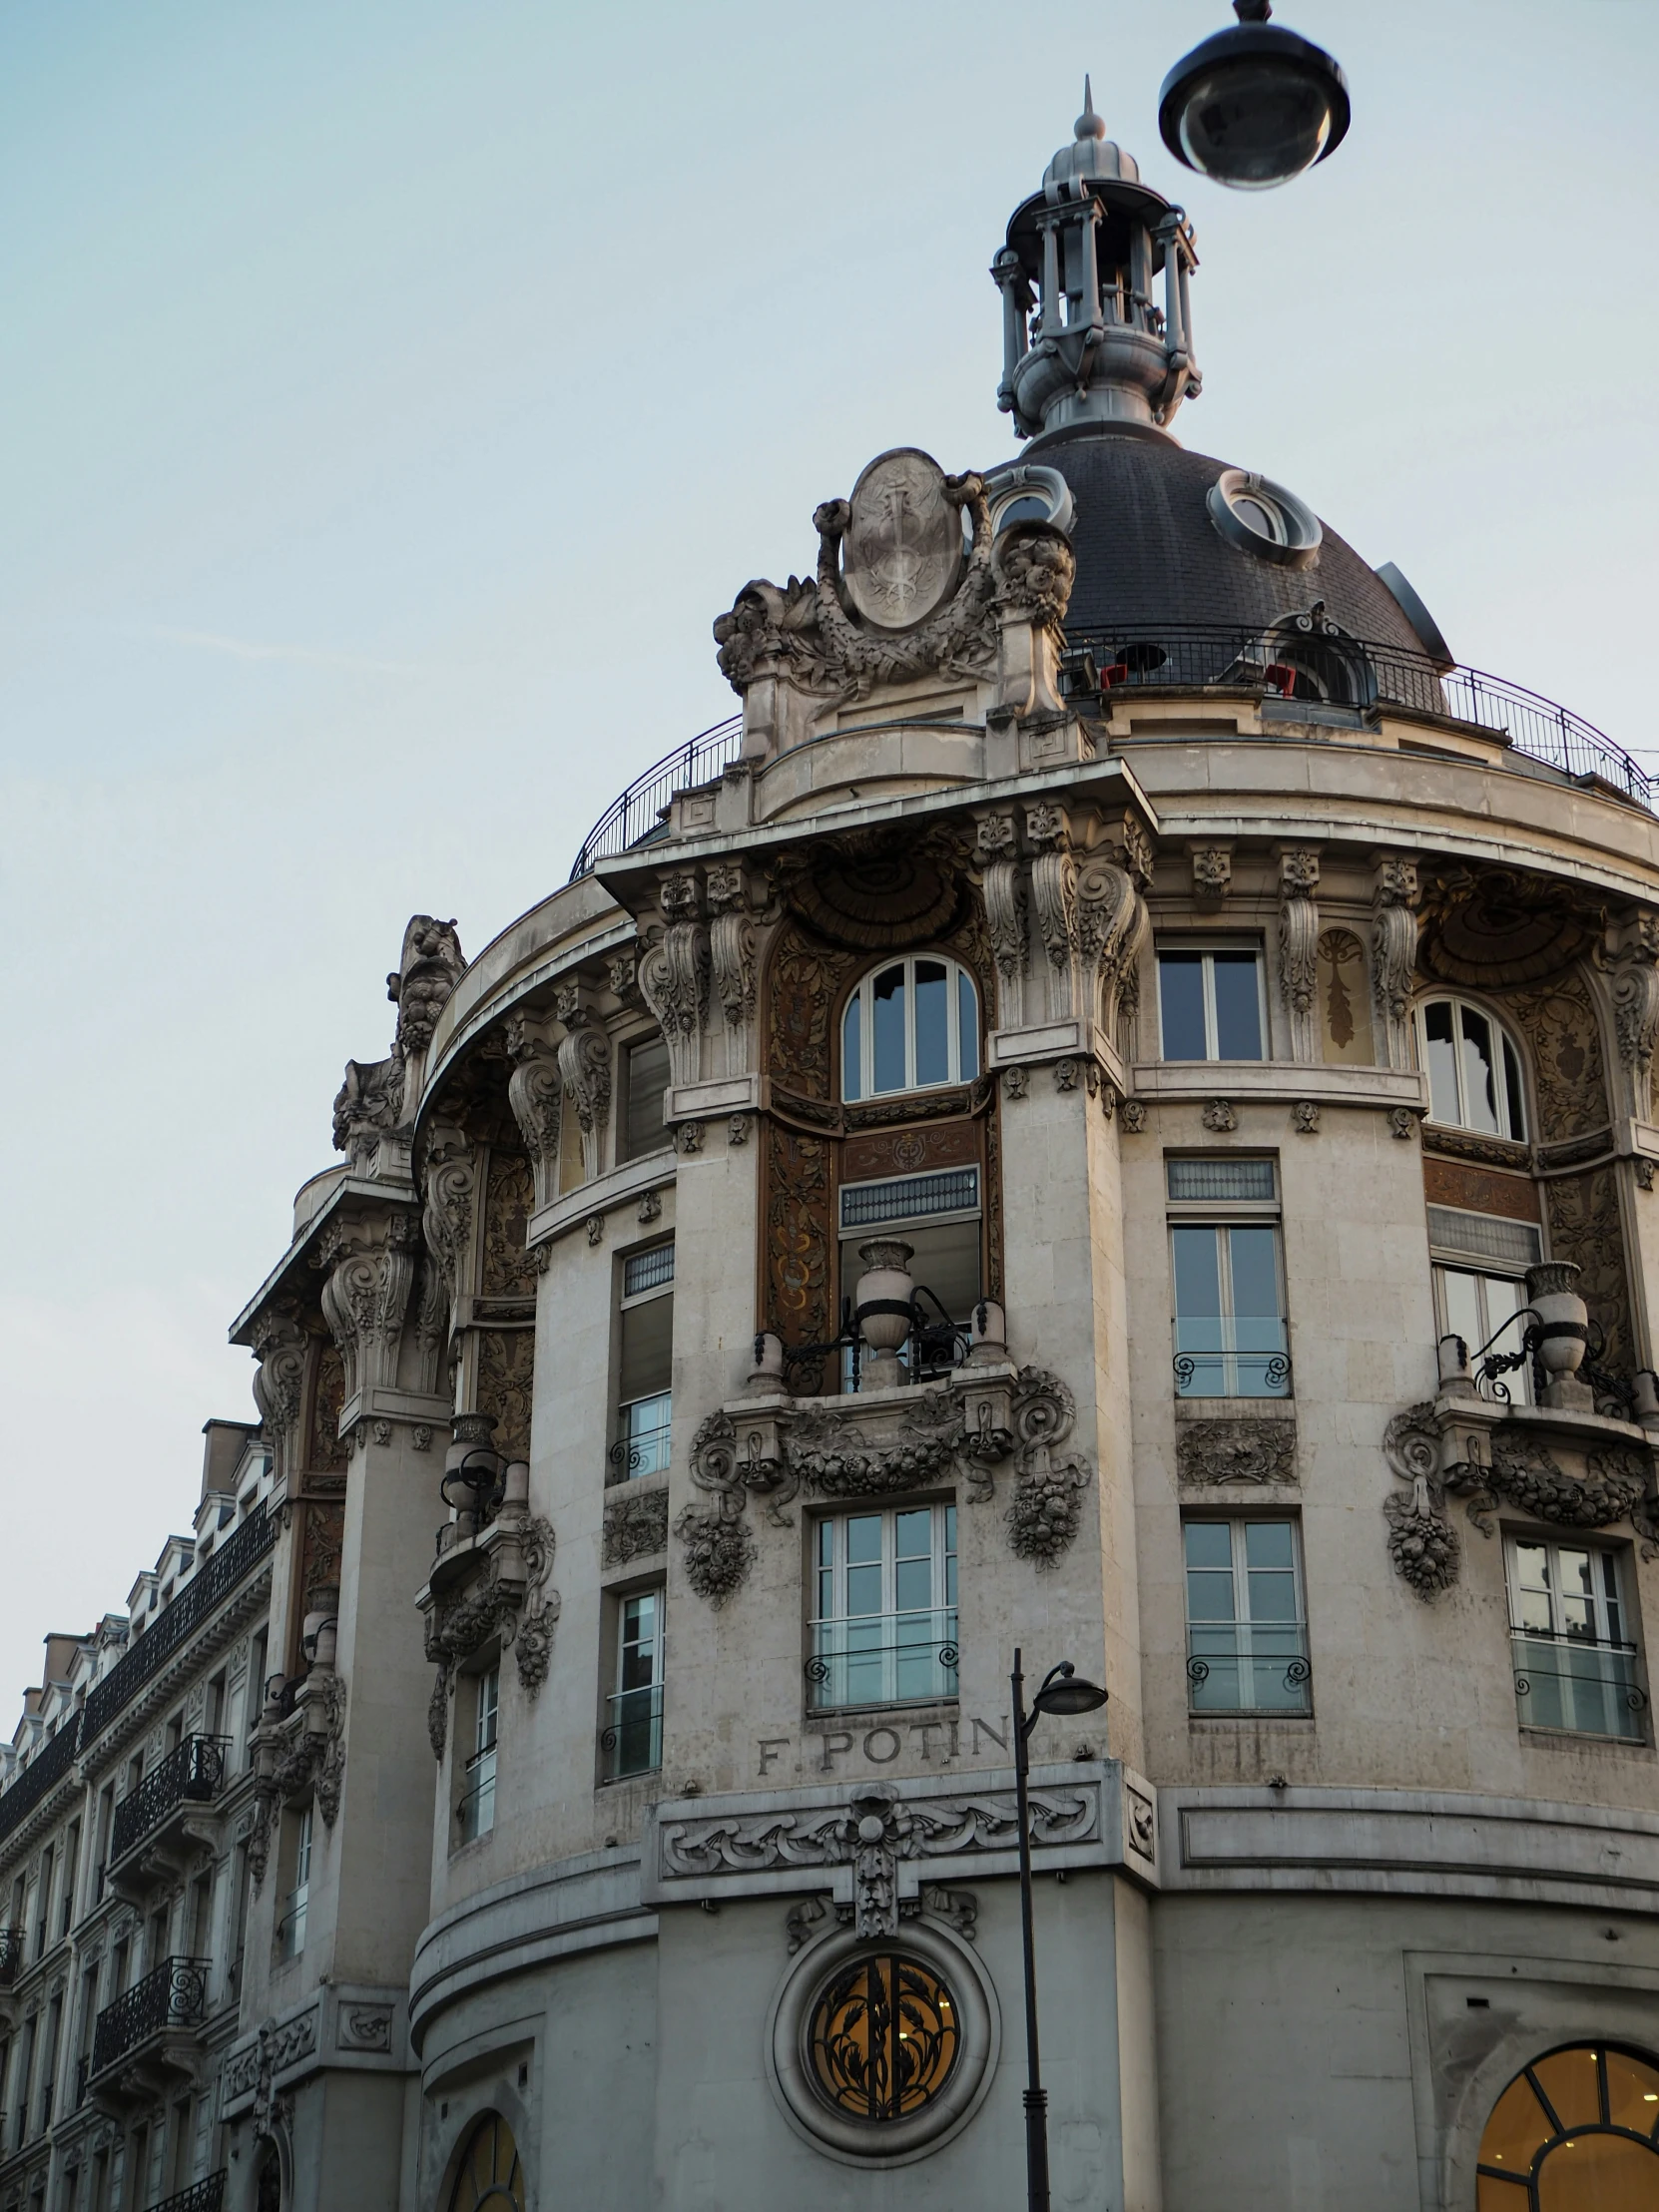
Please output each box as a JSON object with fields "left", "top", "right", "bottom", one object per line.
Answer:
{"left": 1159, "top": 0, "right": 1350, "bottom": 192}
{"left": 1031, "top": 1662, "right": 1109, "bottom": 1717}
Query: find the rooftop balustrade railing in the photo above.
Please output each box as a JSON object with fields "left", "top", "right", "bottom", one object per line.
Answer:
{"left": 565, "top": 634, "right": 1647, "bottom": 882}
{"left": 0, "top": 1716, "right": 80, "bottom": 1851}
{"left": 110, "top": 1736, "right": 231, "bottom": 1868}
{"left": 80, "top": 1504, "right": 275, "bottom": 1747}
{"left": 91, "top": 1955, "right": 210, "bottom": 2077}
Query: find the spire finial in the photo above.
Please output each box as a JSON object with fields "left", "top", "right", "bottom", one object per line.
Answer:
{"left": 1075, "top": 76, "right": 1105, "bottom": 142}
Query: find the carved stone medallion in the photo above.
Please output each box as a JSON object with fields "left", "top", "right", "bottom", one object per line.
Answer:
{"left": 839, "top": 448, "right": 964, "bottom": 631}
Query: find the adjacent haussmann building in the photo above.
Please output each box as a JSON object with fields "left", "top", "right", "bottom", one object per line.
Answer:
{"left": 3, "top": 99, "right": 1658, "bottom": 2212}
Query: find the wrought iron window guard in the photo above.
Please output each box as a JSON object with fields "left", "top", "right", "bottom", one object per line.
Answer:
{"left": 774, "top": 1290, "right": 974, "bottom": 1395}
{"left": 601, "top": 1683, "right": 664, "bottom": 1781}
{"left": 1186, "top": 1630, "right": 1311, "bottom": 1710}
{"left": 1511, "top": 1628, "right": 1648, "bottom": 1740}
{"left": 110, "top": 1735, "right": 230, "bottom": 1867}
{"left": 455, "top": 1747, "right": 497, "bottom": 1842}
{"left": 805, "top": 1633, "right": 959, "bottom": 1712}
{"left": 608, "top": 1409, "right": 673, "bottom": 1482}
{"left": 91, "top": 1955, "right": 211, "bottom": 2076}
{"left": 1172, "top": 1350, "right": 1291, "bottom": 1395}
{"left": 0, "top": 1927, "right": 23, "bottom": 1985}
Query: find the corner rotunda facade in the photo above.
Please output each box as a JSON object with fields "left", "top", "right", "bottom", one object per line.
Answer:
{"left": 3, "top": 96, "right": 1658, "bottom": 2212}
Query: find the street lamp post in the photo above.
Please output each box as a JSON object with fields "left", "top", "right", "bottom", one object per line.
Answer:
{"left": 1011, "top": 1648, "right": 1109, "bottom": 2212}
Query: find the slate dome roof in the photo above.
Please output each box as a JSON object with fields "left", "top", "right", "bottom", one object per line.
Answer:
{"left": 1029, "top": 420, "right": 1426, "bottom": 653}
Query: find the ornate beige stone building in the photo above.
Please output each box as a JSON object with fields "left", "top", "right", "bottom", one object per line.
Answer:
{"left": 4, "top": 95, "right": 1659, "bottom": 2212}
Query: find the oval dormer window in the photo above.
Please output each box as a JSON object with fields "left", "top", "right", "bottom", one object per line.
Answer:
{"left": 841, "top": 958, "right": 980, "bottom": 1103}
{"left": 1207, "top": 469, "right": 1322, "bottom": 568}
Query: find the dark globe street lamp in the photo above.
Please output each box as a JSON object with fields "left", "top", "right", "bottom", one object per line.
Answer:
{"left": 1011, "top": 1650, "right": 1109, "bottom": 2212}
{"left": 1160, "top": 0, "right": 1350, "bottom": 191}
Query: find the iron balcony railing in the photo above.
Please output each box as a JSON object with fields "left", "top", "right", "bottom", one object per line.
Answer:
{"left": 806, "top": 1616, "right": 959, "bottom": 1713}
{"left": 0, "top": 1927, "right": 23, "bottom": 1985}
{"left": 1511, "top": 1628, "right": 1647, "bottom": 1744}
{"left": 1061, "top": 623, "right": 1650, "bottom": 808}
{"left": 565, "top": 631, "right": 1648, "bottom": 883}
{"left": 568, "top": 715, "right": 744, "bottom": 879}
{"left": 110, "top": 1736, "right": 231, "bottom": 1868}
{"left": 0, "top": 1715, "right": 81, "bottom": 1850}
{"left": 91, "top": 1955, "right": 211, "bottom": 2077}
{"left": 601, "top": 1683, "right": 664, "bottom": 1781}
{"left": 1187, "top": 1624, "right": 1313, "bottom": 1715}
{"left": 81, "top": 1503, "right": 275, "bottom": 1746}
{"left": 151, "top": 2177, "right": 227, "bottom": 2212}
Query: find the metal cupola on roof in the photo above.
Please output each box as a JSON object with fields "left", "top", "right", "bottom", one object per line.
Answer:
{"left": 993, "top": 80, "right": 1201, "bottom": 442}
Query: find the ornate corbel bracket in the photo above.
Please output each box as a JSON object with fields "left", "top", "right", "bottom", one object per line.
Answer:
{"left": 505, "top": 1016, "right": 563, "bottom": 1210}
{"left": 636, "top": 871, "right": 711, "bottom": 1094}
{"left": 420, "top": 1516, "right": 559, "bottom": 1758}
{"left": 1277, "top": 847, "right": 1322, "bottom": 1063}
{"left": 555, "top": 982, "right": 614, "bottom": 1182}
{"left": 705, "top": 862, "right": 762, "bottom": 1079}
{"left": 1606, "top": 906, "right": 1659, "bottom": 1119}
{"left": 1371, "top": 854, "right": 1420, "bottom": 1073}
{"left": 315, "top": 1208, "right": 422, "bottom": 1401}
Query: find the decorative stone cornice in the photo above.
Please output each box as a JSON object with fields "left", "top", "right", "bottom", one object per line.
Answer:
{"left": 674, "top": 1365, "right": 1092, "bottom": 1607}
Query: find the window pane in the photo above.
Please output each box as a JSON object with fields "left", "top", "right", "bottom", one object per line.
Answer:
{"left": 1423, "top": 1001, "right": 1459, "bottom": 1125}
{"left": 842, "top": 994, "right": 862, "bottom": 1103}
{"left": 1172, "top": 1227, "right": 1223, "bottom": 1321}
{"left": 1458, "top": 1007, "right": 1501, "bottom": 1134}
{"left": 1159, "top": 955, "right": 1208, "bottom": 1059}
{"left": 623, "top": 1036, "right": 671, "bottom": 1160}
{"left": 958, "top": 971, "right": 979, "bottom": 1079}
{"left": 872, "top": 966, "right": 906, "bottom": 1093}
{"left": 1502, "top": 1038, "right": 1526, "bottom": 1140}
{"left": 1227, "top": 1228, "right": 1281, "bottom": 1318}
{"left": 1509, "top": 1542, "right": 1554, "bottom": 1633}
{"left": 1212, "top": 955, "right": 1263, "bottom": 1060}
{"left": 914, "top": 961, "right": 949, "bottom": 1087}
{"left": 619, "top": 1295, "right": 673, "bottom": 1403}
{"left": 1184, "top": 1521, "right": 1233, "bottom": 1570}
{"left": 1437, "top": 1268, "right": 1482, "bottom": 1359}
{"left": 1244, "top": 1521, "right": 1294, "bottom": 1571}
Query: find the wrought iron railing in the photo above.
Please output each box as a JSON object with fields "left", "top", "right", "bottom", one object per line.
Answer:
{"left": 81, "top": 1504, "right": 275, "bottom": 1745}
{"left": 151, "top": 2176, "right": 227, "bottom": 2212}
{"left": 110, "top": 1736, "right": 230, "bottom": 1867}
{"left": 566, "top": 629, "right": 1648, "bottom": 881}
{"left": 1061, "top": 623, "right": 1650, "bottom": 808}
{"left": 806, "top": 1621, "right": 959, "bottom": 1712}
{"left": 1173, "top": 1325, "right": 1292, "bottom": 1400}
{"left": 568, "top": 715, "right": 744, "bottom": 879}
{"left": 601, "top": 1684, "right": 664, "bottom": 1781}
{"left": 91, "top": 1955, "right": 210, "bottom": 2076}
{"left": 1186, "top": 1626, "right": 1312, "bottom": 1714}
{"left": 0, "top": 1927, "right": 23, "bottom": 1984}
{"left": 1512, "top": 1629, "right": 1647, "bottom": 1744}
{"left": 0, "top": 1714, "right": 80, "bottom": 1850}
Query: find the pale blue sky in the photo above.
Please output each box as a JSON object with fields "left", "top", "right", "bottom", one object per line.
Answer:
{"left": 3, "top": 1, "right": 1655, "bottom": 1705}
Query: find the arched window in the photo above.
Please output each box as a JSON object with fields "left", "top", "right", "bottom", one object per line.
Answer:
{"left": 841, "top": 957, "right": 979, "bottom": 1103}
{"left": 1477, "top": 2044, "right": 1659, "bottom": 2208}
{"left": 447, "top": 2112, "right": 524, "bottom": 2212}
{"left": 1417, "top": 994, "right": 1528, "bottom": 1140}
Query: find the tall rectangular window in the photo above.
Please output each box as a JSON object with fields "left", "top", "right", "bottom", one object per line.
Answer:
{"left": 810, "top": 1505, "right": 957, "bottom": 1711}
{"left": 622, "top": 1035, "right": 672, "bottom": 1161}
{"left": 1158, "top": 949, "right": 1264, "bottom": 1061}
{"left": 1168, "top": 1154, "right": 1287, "bottom": 1397}
{"left": 1506, "top": 1537, "right": 1644, "bottom": 1742}
{"left": 837, "top": 1171, "right": 981, "bottom": 1390}
{"left": 615, "top": 1243, "right": 673, "bottom": 1478}
{"left": 1428, "top": 1205, "right": 1542, "bottom": 1402}
{"left": 280, "top": 1809, "right": 311, "bottom": 1959}
{"left": 457, "top": 1666, "right": 499, "bottom": 1844}
{"left": 605, "top": 1591, "right": 664, "bottom": 1779}
{"left": 1183, "top": 1518, "right": 1311, "bottom": 1713}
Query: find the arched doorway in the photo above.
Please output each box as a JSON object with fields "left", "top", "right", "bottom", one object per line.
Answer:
{"left": 1477, "top": 2044, "right": 1659, "bottom": 2208}
{"left": 447, "top": 2111, "right": 524, "bottom": 2212}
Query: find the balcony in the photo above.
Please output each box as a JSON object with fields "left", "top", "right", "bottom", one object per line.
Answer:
{"left": 1512, "top": 1630, "right": 1648, "bottom": 1744}
{"left": 109, "top": 1736, "right": 230, "bottom": 1885}
{"left": 91, "top": 1955, "right": 210, "bottom": 2087}
{"left": 152, "top": 2179, "right": 226, "bottom": 2212}
{"left": 806, "top": 1613, "right": 958, "bottom": 1713}
{"left": 1186, "top": 1622, "right": 1313, "bottom": 1715}
{"left": 0, "top": 1928, "right": 22, "bottom": 1986}
{"left": 602, "top": 1684, "right": 663, "bottom": 1781}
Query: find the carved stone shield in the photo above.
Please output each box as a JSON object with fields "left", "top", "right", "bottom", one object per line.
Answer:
{"left": 840, "top": 448, "right": 963, "bottom": 631}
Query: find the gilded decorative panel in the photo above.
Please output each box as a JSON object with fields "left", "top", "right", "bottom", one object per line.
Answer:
{"left": 301, "top": 1500, "right": 344, "bottom": 1605}
{"left": 1508, "top": 974, "right": 1608, "bottom": 1141}
{"left": 308, "top": 1343, "right": 348, "bottom": 1478}
{"left": 1316, "top": 927, "right": 1374, "bottom": 1065}
{"left": 481, "top": 1145, "right": 536, "bottom": 1298}
{"left": 1544, "top": 1166, "right": 1632, "bottom": 1371}
{"left": 477, "top": 1327, "right": 534, "bottom": 1462}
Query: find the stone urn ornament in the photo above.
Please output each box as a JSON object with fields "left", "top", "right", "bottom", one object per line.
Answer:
{"left": 854, "top": 1239, "right": 915, "bottom": 1387}
{"left": 1523, "top": 1261, "right": 1590, "bottom": 1406}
